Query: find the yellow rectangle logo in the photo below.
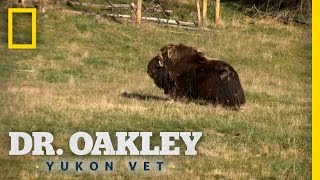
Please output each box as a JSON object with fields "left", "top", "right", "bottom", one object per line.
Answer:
{"left": 8, "top": 8, "right": 37, "bottom": 49}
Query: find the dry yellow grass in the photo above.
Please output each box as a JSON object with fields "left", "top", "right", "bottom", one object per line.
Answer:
{"left": 0, "top": 3, "right": 311, "bottom": 179}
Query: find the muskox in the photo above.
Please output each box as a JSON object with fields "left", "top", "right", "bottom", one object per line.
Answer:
{"left": 147, "top": 43, "right": 246, "bottom": 107}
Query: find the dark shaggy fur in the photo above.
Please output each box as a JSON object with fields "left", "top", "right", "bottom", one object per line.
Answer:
{"left": 172, "top": 55, "right": 246, "bottom": 107}
{"left": 147, "top": 55, "right": 175, "bottom": 96}
{"left": 159, "top": 43, "right": 206, "bottom": 70}
{"left": 155, "top": 43, "right": 246, "bottom": 107}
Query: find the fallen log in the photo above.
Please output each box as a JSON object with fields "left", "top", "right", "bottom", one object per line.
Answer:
{"left": 177, "top": 21, "right": 196, "bottom": 27}
{"left": 142, "top": 16, "right": 178, "bottom": 25}
{"left": 105, "top": 13, "right": 196, "bottom": 27}
{"left": 103, "top": 4, "right": 130, "bottom": 9}
{"left": 105, "top": 13, "right": 131, "bottom": 19}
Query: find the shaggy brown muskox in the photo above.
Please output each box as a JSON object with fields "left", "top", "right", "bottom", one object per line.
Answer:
{"left": 157, "top": 43, "right": 246, "bottom": 107}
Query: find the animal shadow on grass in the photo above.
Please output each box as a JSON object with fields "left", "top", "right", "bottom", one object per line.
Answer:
{"left": 121, "top": 92, "right": 241, "bottom": 111}
{"left": 121, "top": 91, "right": 169, "bottom": 101}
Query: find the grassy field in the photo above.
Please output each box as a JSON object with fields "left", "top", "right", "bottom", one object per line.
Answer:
{"left": 0, "top": 3, "right": 311, "bottom": 179}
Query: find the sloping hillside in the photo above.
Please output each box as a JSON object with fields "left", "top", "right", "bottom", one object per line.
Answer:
{"left": 0, "top": 4, "right": 311, "bottom": 179}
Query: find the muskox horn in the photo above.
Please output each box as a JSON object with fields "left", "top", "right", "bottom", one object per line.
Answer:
{"left": 159, "top": 53, "right": 163, "bottom": 60}
{"left": 158, "top": 54, "right": 164, "bottom": 67}
{"left": 158, "top": 59, "right": 164, "bottom": 67}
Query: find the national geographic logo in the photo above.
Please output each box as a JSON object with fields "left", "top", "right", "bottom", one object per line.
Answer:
{"left": 7, "top": 8, "right": 37, "bottom": 49}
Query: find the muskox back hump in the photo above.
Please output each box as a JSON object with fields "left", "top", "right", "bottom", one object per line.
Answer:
{"left": 194, "top": 60, "right": 246, "bottom": 107}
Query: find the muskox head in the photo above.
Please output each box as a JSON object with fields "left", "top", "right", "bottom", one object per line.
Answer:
{"left": 147, "top": 55, "right": 175, "bottom": 95}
